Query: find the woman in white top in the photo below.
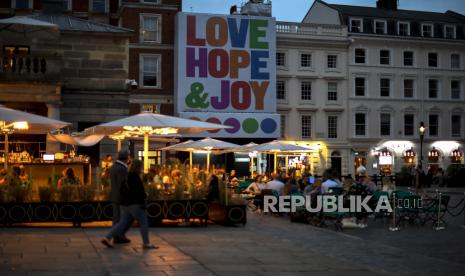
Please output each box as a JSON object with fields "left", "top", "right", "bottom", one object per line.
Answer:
{"left": 245, "top": 176, "right": 267, "bottom": 195}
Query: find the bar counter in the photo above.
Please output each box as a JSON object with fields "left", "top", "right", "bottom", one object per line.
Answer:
{"left": 2, "top": 162, "right": 91, "bottom": 197}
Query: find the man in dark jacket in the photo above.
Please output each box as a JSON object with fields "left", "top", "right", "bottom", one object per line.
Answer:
{"left": 109, "top": 150, "right": 131, "bottom": 243}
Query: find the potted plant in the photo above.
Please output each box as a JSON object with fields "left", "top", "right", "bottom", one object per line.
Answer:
{"left": 77, "top": 184, "right": 96, "bottom": 201}
{"left": 38, "top": 185, "right": 55, "bottom": 202}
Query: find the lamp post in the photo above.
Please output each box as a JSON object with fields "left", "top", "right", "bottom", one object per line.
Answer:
{"left": 419, "top": 122, "right": 425, "bottom": 168}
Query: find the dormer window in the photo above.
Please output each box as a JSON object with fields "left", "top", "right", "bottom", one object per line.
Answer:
{"left": 445, "top": 25, "right": 456, "bottom": 39}
{"left": 350, "top": 18, "right": 363, "bottom": 33}
{"left": 398, "top": 22, "right": 410, "bottom": 36}
{"left": 374, "top": 20, "right": 387, "bottom": 34}
{"left": 422, "top": 24, "right": 433, "bottom": 37}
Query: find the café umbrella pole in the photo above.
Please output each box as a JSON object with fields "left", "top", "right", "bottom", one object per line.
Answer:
{"left": 285, "top": 155, "right": 289, "bottom": 175}
{"left": 117, "top": 139, "right": 122, "bottom": 152}
{"left": 250, "top": 154, "right": 254, "bottom": 177}
{"left": 189, "top": 150, "right": 193, "bottom": 172}
{"left": 206, "top": 150, "right": 211, "bottom": 173}
{"left": 144, "top": 132, "right": 149, "bottom": 173}
{"left": 4, "top": 133, "right": 8, "bottom": 169}
{"left": 274, "top": 152, "right": 277, "bottom": 173}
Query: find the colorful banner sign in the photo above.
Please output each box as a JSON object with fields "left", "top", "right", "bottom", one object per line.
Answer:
{"left": 175, "top": 12, "right": 279, "bottom": 138}
{"left": 179, "top": 112, "right": 280, "bottom": 138}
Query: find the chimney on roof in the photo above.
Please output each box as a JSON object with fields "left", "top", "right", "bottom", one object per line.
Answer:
{"left": 42, "top": 0, "right": 64, "bottom": 15}
{"left": 376, "top": 0, "right": 398, "bottom": 10}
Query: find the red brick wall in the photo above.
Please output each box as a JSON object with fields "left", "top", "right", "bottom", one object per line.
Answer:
{"left": 73, "top": 0, "right": 89, "bottom": 12}
{"left": 120, "top": 7, "right": 177, "bottom": 44}
{"left": 110, "top": 0, "right": 119, "bottom": 13}
{"left": 33, "top": 0, "right": 42, "bottom": 9}
{"left": 0, "top": 1, "right": 11, "bottom": 8}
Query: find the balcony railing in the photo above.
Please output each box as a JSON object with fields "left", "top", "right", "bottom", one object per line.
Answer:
{"left": 0, "top": 54, "right": 62, "bottom": 81}
{"left": 276, "top": 21, "right": 348, "bottom": 37}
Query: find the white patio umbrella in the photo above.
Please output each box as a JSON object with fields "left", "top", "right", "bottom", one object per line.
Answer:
{"left": 0, "top": 105, "right": 70, "bottom": 168}
{"left": 249, "top": 140, "right": 310, "bottom": 173}
{"left": 0, "top": 16, "right": 58, "bottom": 39}
{"left": 162, "top": 138, "right": 240, "bottom": 173}
{"left": 161, "top": 140, "right": 194, "bottom": 170}
{"left": 84, "top": 112, "right": 230, "bottom": 173}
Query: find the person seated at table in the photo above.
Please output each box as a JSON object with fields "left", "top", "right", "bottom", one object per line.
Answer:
{"left": 303, "top": 177, "right": 321, "bottom": 196}
{"left": 18, "top": 165, "right": 29, "bottom": 182}
{"left": 0, "top": 168, "right": 7, "bottom": 186}
{"left": 244, "top": 176, "right": 267, "bottom": 195}
{"left": 228, "top": 170, "right": 239, "bottom": 187}
{"left": 343, "top": 175, "right": 355, "bottom": 193}
{"left": 381, "top": 177, "right": 396, "bottom": 195}
{"left": 285, "top": 178, "right": 300, "bottom": 195}
{"left": 266, "top": 172, "right": 285, "bottom": 195}
{"left": 58, "top": 167, "right": 81, "bottom": 188}
{"left": 321, "top": 169, "right": 339, "bottom": 194}
{"left": 361, "top": 175, "right": 377, "bottom": 194}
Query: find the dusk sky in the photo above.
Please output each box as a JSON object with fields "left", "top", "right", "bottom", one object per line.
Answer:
{"left": 182, "top": 0, "right": 465, "bottom": 22}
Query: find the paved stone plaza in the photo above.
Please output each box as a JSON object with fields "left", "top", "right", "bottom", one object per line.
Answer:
{"left": 1, "top": 192, "right": 464, "bottom": 276}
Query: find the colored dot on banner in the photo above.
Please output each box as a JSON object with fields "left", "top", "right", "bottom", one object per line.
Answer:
{"left": 242, "top": 118, "right": 259, "bottom": 133}
{"left": 261, "top": 118, "right": 277, "bottom": 134}
{"left": 206, "top": 117, "right": 221, "bottom": 133}
{"left": 224, "top": 118, "right": 240, "bottom": 133}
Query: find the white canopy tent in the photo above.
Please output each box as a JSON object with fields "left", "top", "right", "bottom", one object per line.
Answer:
{"left": 84, "top": 112, "right": 230, "bottom": 173}
{"left": 0, "top": 105, "right": 70, "bottom": 168}
{"left": 161, "top": 138, "right": 241, "bottom": 173}
{"left": 248, "top": 140, "right": 310, "bottom": 173}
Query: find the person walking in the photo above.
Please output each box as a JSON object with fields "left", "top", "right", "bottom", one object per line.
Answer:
{"left": 102, "top": 159, "right": 158, "bottom": 249}
{"left": 109, "top": 150, "right": 131, "bottom": 244}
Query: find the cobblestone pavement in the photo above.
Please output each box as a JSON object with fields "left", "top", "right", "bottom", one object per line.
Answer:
{"left": 1, "top": 194, "right": 465, "bottom": 276}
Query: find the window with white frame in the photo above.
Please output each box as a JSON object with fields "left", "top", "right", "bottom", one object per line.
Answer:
{"left": 428, "top": 52, "right": 438, "bottom": 67}
{"left": 380, "top": 78, "right": 390, "bottom": 97}
{"left": 451, "top": 54, "right": 461, "bottom": 69}
{"left": 398, "top": 22, "right": 410, "bottom": 36}
{"left": 404, "top": 114, "right": 415, "bottom": 136}
{"left": 327, "top": 116, "right": 338, "bottom": 139}
{"left": 355, "top": 77, "right": 366, "bottom": 96}
{"left": 276, "top": 80, "right": 286, "bottom": 100}
{"left": 276, "top": 52, "right": 285, "bottom": 67}
{"left": 429, "top": 114, "right": 439, "bottom": 136}
{"left": 428, "top": 79, "right": 439, "bottom": 98}
{"left": 355, "top": 48, "right": 366, "bottom": 64}
{"left": 445, "top": 25, "right": 456, "bottom": 39}
{"left": 92, "top": 0, "right": 106, "bottom": 12}
{"left": 300, "top": 53, "right": 312, "bottom": 68}
{"left": 328, "top": 82, "right": 338, "bottom": 101}
{"left": 327, "top": 54, "right": 337, "bottom": 69}
{"left": 355, "top": 113, "right": 366, "bottom": 136}
{"left": 404, "top": 79, "right": 414, "bottom": 98}
{"left": 301, "top": 81, "right": 312, "bottom": 101}
{"left": 380, "top": 113, "right": 391, "bottom": 136}
{"left": 380, "top": 50, "right": 390, "bottom": 65}
{"left": 280, "top": 114, "right": 286, "bottom": 138}
{"left": 451, "top": 115, "right": 462, "bottom": 137}
{"left": 140, "top": 15, "right": 161, "bottom": 43}
{"left": 451, "top": 80, "right": 461, "bottom": 99}
{"left": 403, "top": 51, "right": 414, "bottom": 66}
{"left": 422, "top": 24, "right": 433, "bottom": 37}
{"left": 15, "top": 0, "right": 31, "bottom": 9}
{"left": 140, "top": 55, "right": 161, "bottom": 88}
{"left": 301, "top": 115, "right": 312, "bottom": 138}
{"left": 374, "top": 20, "right": 386, "bottom": 34}
{"left": 350, "top": 18, "right": 362, "bottom": 33}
